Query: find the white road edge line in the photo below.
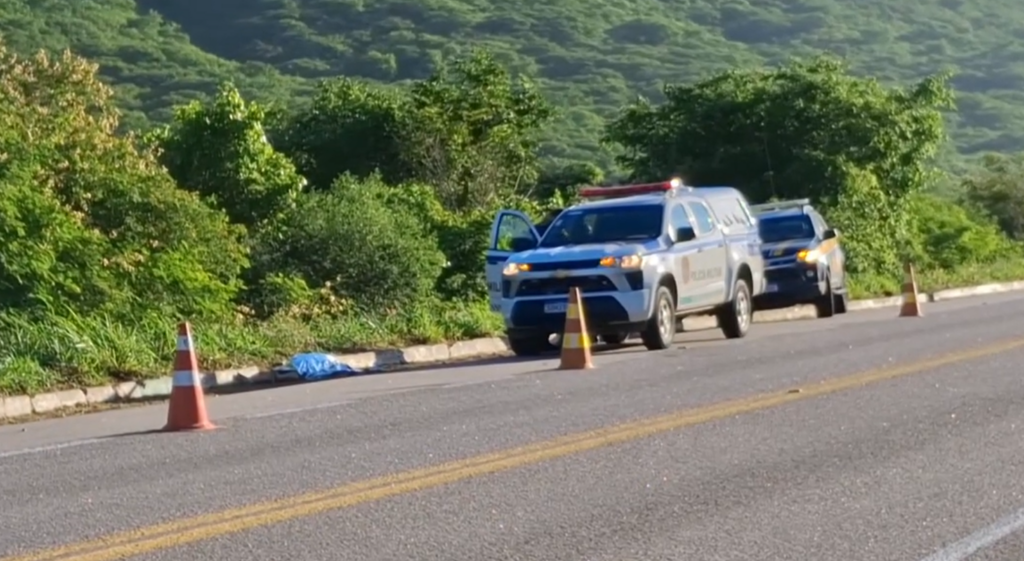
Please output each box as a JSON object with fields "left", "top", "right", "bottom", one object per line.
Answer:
{"left": 241, "top": 400, "right": 354, "bottom": 419}
{"left": 0, "top": 437, "right": 111, "bottom": 460}
{"left": 919, "top": 506, "right": 1024, "bottom": 561}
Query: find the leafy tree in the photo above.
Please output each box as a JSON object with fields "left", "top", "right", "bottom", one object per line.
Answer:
{"left": 0, "top": 42, "right": 247, "bottom": 319}
{"left": 605, "top": 55, "right": 954, "bottom": 276}
{"left": 150, "top": 84, "right": 305, "bottom": 228}
{"left": 405, "top": 49, "right": 554, "bottom": 210}
{"left": 533, "top": 161, "right": 604, "bottom": 199}
{"left": 0, "top": 162, "right": 117, "bottom": 313}
{"left": 961, "top": 153, "right": 1024, "bottom": 241}
{"left": 276, "top": 78, "right": 412, "bottom": 191}
{"left": 278, "top": 50, "right": 553, "bottom": 211}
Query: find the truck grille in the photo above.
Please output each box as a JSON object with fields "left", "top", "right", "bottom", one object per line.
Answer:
{"left": 516, "top": 275, "right": 616, "bottom": 297}
{"left": 526, "top": 259, "right": 603, "bottom": 272}
{"left": 766, "top": 268, "right": 807, "bottom": 282}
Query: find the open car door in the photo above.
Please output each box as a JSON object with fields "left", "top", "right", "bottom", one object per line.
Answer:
{"left": 485, "top": 210, "right": 540, "bottom": 312}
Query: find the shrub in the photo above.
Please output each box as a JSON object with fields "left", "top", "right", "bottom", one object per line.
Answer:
{"left": 248, "top": 174, "right": 447, "bottom": 314}
{"left": 906, "top": 192, "right": 1016, "bottom": 270}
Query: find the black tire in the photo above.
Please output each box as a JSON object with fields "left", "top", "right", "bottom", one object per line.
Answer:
{"left": 600, "top": 332, "right": 628, "bottom": 345}
{"left": 641, "top": 285, "right": 676, "bottom": 351}
{"left": 833, "top": 287, "right": 848, "bottom": 314}
{"left": 507, "top": 334, "right": 548, "bottom": 356}
{"left": 718, "top": 276, "right": 752, "bottom": 339}
{"left": 815, "top": 275, "right": 835, "bottom": 318}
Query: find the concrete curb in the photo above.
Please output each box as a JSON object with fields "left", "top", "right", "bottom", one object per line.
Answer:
{"left": 3, "top": 280, "right": 1023, "bottom": 421}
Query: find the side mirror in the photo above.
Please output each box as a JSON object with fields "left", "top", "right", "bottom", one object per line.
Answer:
{"left": 509, "top": 236, "right": 537, "bottom": 253}
{"left": 822, "top": 228, "right": 838, "bottom": 240}
{"left": 674, "top": 227, "right": 696, "bottom": 243}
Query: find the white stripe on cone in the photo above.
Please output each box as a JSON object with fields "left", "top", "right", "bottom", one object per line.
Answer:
{"left": 172, "top": 370, "right": 199, "bottom": 387}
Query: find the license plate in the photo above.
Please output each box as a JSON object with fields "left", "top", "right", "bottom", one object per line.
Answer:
{"left": 766, "top": 283, "right": 778, "bottom": 293}
{"left": 544, "top": 302, "right": 567, "bottom": 314}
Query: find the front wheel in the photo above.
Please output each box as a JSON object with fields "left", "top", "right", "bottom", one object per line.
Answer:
{"left": 641, "top": 285, "right": 676, "bottom": 351}
{"left": 507, "top": 334, "right": 549, "bottom": 356}
{"left": 833, "top": 287, "right": 848, "bottom": 314}
{"left": 600, "top": 332, "right": 628, "bottom": 345}
{"left": 815, "top": 275, "right": 835, "bottom": 318}
{"left": 718, "top": 277, "right": 752, "bottom": 339}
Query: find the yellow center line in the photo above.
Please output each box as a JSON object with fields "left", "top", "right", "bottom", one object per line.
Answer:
{"left": 8, "top": 337, "right": 1024, "bottom": 561}
{"left": 3, "top": 430, "right": 608, "bottom": 561}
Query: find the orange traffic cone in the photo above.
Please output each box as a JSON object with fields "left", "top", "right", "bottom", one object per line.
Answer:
{"left": 898, "top": 262, "right": 922, "bottom": 318}
{"left": 163, "top": 322, "right": 216, "bottom": 431}
{"left": 559, "top": 287, "right": 594, "bottom": 370}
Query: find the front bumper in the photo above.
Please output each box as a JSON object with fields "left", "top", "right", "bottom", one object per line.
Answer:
{"left": 754, "top": 266, "right": 825, "bottom": 309}
{"left": 503, "top": 289, "right": 651, "bottom": 337}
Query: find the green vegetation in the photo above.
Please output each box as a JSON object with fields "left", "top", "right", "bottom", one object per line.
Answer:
{"left": 3, "top": 2, "right": 1024, "bottom": 396}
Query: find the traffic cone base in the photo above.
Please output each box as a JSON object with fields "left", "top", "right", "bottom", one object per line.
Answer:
{"left": 164, "top": 385, "right": 216, "bottom": 431}
{"left": 898, "top": 262, "right": 923, "bottom": 318}
{"left": 163, "top": 323, "right": 217, "bottom": 431}
{"left": 559, "top": 287, "right": 594, "bottom": 370}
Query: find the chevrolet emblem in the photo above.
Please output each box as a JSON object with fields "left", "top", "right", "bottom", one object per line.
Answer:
{"left": 772, "top": 247, "right": 785, "bottom": 256}
{"left": 553, "top": 270, "right": 570, "bottom": 278}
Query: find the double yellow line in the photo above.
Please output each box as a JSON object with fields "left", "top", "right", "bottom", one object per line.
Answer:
{"left": 8, "top": 337, "right": 1024, "bottom": 561}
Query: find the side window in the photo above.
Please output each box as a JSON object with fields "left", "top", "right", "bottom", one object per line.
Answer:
{"left": 687, "top": 202, "right": 716, "bottom": 235}
{"left": 669, "top": 203, "right": 692, "bottom": 232}
{"left": 493, "top": 213, "right": 534, "bottom": 251}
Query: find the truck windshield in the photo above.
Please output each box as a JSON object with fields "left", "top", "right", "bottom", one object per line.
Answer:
{"left": 538, "top": 205, "right": 664, "bottom": 248}
{"left": 758, "top": 215, "right": 815, "bottom": 243}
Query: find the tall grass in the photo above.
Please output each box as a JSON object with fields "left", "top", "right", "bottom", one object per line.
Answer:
{"left": 0, "top": 298, "right": 503, "bottom": 395}
{"left": 846, "top": 260, "right": 1024, "bottom": 299}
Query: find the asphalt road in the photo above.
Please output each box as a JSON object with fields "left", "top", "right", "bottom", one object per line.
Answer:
{"left": 3, "top": 293, "right": 1024, "bottom": 560}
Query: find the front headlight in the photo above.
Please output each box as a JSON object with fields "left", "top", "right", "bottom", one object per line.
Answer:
{"left": 619, "top": 254, "right": 643, "bottom": 269}
{"left": 600, "top": 254, "right": 643, "bottom": 269}
{"left": 796, "top": 248, "right": 823, "bottom": 263}
{"left": 503, "top": 262, "right": 530, "bottom": 276}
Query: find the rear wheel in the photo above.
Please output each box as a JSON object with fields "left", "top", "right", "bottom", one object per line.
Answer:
{"left": 718, "top": 277, "right": 752, "bottom": 339}
{"left": 641, "top": 285, "right": 676, "bottom": 351}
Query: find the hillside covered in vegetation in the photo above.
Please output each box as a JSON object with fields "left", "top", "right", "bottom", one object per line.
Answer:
{"left": 3, "top": 0, "right": 1024, "bottom": 168}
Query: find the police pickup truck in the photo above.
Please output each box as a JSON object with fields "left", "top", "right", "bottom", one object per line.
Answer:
{"left": 484, "top": 179, "right": 766, "bottom": 356}
{"left": 750, "top": 199, "right": 849, "bottom": 318}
